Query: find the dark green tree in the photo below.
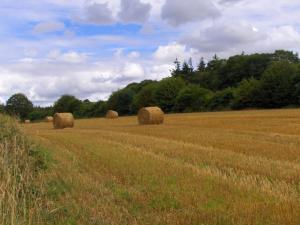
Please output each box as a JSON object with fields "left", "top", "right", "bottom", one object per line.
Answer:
{"left": 131, "top": 83, "right": 158, "bottom": 113}
{"left": 272, "top": 50, "right": 299, "bottom": 63}
{"left": 6, "top": 93, "right": 33, "bottom": 120}
{"left": 207, "top": 88, "right": 234, "bottom": 110}
{"left": 258, "top": 61, "right": 299, "bottom": 108}
{"left": 90, "top": 100, "right": 107, "bottom": 117}
{"left": 28, "top": 106, "right": 54, "bottom": 121}
{"left": 0, "top": 104, "right": 5, "bottom": 114}
{"left": 231, "top": 78, "right": 261, "bottom": 109}
{"left": 197, "top": 57, "right": 206, "bottom": 72}
{"left": 53, "top": 95, "right": 81, "bottom": 114}
{"left": 174, "top": 85, "right": 212, "bottom": 112}
{"left": 171, "top": 58, "right": 181, "bottom": 77}
{"left": 154, "top": 77, "right": 186, "bottom": 112}
{"left": 107, "top": 88, "right": 135, "bottom": 115}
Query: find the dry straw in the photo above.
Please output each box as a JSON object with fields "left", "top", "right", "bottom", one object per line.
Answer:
{"left": 53, "top": 113, "right": 74, "bottom": 129}
{"left": 138, "top": 107, "right": 164, "bottom": 125}
{"left": 45, "top": 116, "right": 54, "bottom": 122}
{"left": 24, "top": 120, "right": 31, "bottom": 124}
{"left": 106, "top": 110, "right": 119, "bottom": 119}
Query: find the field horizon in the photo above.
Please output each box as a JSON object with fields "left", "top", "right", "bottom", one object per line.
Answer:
{"left": 23, "top": 109, "right": 300, "bottom": 224}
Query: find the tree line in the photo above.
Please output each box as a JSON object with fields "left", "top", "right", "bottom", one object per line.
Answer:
{"left": 2, "top": 50, "right": 300, "bottom": 121}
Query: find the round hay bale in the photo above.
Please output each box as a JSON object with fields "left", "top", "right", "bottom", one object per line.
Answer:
{"left": 45, "top": 116, "right": 54, "bottom": 122}
{"left": 106, "top": 110, "right": 118, "bottom": 119}
{"left": 53, "top": 113, "right": 74, "bottom": 129}
{"left": 24, "top": 120, "right": 31, "bottom": 124}
{"left": 138, "top": 107, "right": 164, "bottom": 125}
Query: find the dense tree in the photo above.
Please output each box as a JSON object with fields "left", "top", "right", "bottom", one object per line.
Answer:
{"left": 272, "top": 50, "right": 299, "bottom": 63}
{"left": 0, "top": 104, "right": 5, "bottom": 114}
{"left": 107, "top": 88, "right": 135, "bottom": 115}
{"left": 197, "top": 57, "right": 206, "bottom": 72}
{"left": 171, "top": 58, "right": 181, "bottom": 77}
{"left": 208, "top": 88, "right": 234, "bottom": 110}
{"left": 131, "top": 83, "right": 158, "bottom": 113}
{"left": 174, "top": 85, "right": 212, "bottom": 112}
{"left": 89, "top": 100, "right": 107, "bottom": 117}
{"left": 6, "top": 93, "right": 33, "bottom": 120}
{"left": 231, "top": 78, "right": 261, "bottom": 109}
{"left": 53, "top": 95, "right": 81, "bottom": 114}
{"left": 28, "top": 106, "right": 54, "bottom": 121}
{"left": 258, "top": 61, "right": 299, "bottom": 108}
{"left": 154, "top": 77, "right": 186, "bottom": 112}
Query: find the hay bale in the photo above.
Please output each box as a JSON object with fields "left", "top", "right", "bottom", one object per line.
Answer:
{"left": 24, "top": 120, "right": 31, "bottom": 124}
{"left": 45, "top": 116, "right": 53, "bottom": 122}
{"left": 53, "top": 113, "right": 74, "bottom": 129}
{"left": 106, "top": 110, "right": 118, "bottom": 119}
{"left": 138, "top": 107, "right": 164, "bottom": 125}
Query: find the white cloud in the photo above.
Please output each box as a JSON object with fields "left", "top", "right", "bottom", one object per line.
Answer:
{"left": 33, "top": 21, "right": 65, "bottom": 34}
{"left": 84, "top": 2, "right": 115, "bottom": 25}
{"left": 118, "top": 0, "right": 152, "bottom": 24}
{"left": 47, "top": 50, "right": 87, "bottom": 63}
{"left": 161, "top": 0, "right": 220, "bottom": 26}
{"left": 154, "top": 42, "right": 199, "bottom": 63}
{"left": 181, "top": 23, "right": 265, "bottom": 53}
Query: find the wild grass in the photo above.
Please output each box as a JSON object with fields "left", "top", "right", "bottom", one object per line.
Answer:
{"left": 23, "top": 109, "right": 300, "bottom": 225}
{"left": 0, "top": 114, "right": 49, "bottom": 225}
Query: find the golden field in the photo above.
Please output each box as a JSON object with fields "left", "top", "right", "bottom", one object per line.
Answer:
{"left": 23, "top": 109, "right": 300, "bottom": 225}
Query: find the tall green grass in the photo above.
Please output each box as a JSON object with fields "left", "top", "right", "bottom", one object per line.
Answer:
{"left": 0, "top": 114, "right": 48, "bottom": 225}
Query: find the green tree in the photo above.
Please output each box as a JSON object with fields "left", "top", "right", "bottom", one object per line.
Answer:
{"left": 28, "top": 106, "right": 54, "bottom": 121}
{"left": 171, "top": 58, "right": 181, "bottom": 77}
{"left": 107, "top": 88, "right": 135, "bottom": 115}
{"left": 258, "top": 61, "right": 299, "bottom": 108}
{"left": 131, "top": 83, "right": 158, "bottom": 113}
{"left": 231, "top": 78, "right": 261, "bottom": 109}
{"left": 272, "top": 50, "right": 299, "bottom": 63}
{"left": 6, "top": 93, "right": 33, "bottom": 120}
{"left": 174, "top": 85, "right": 212, "bottom": 112}
{"left": 207, "top": 88, "right": 234, "bottom": 110}
{"left": 154, "top": 77, "right": 186, "bottom": 112}
{"left": 197, "top": 57, "right": 206, "bottom": 72}
{"left": 0, "top": 104, "right": 5, "bottom": 114}
{"left": 90, "top": 100, "right": 107, "bottom": 117}
{"left": 53, "top": 95, "right": 81, "bottom": 114}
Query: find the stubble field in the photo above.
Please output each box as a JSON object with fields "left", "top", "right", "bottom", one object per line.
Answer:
{"left": 23, "top": 109, "right": 300, "bottom": 225}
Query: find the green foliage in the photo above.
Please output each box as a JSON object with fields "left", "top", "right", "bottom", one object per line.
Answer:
{"left": 154, "top": 77, "right": 186, "bottom": 112}
{"left": 231, "top": 78, "right": 261, "bottom": 109}
{"left": 0, "top": 104, "right": 5, "bottom": 114}
{"left": 107, "top": 88, "right": 135, "bottom": 115}
{"left": 54, "top": 95, "right": 81, "bottom": 114}
{"left": 90, "top": 100, "right": 107, "bottom": 117}
{"left": 29, "top": 106, "right": 54, "bottom": 121}
{"left": 131, "top": 83, "right": 158, "bottom": 113}
{"left": 6, "top": 93, "right": 33, "bottom": 120}
{"left": 258, "top": 61, "right": 299, "bottom": 108}
{"left": 174, "top": 85, "right": 212, "bottom": 112}
{"left": 208, "top": 88, "right": 234, "bottom": 110}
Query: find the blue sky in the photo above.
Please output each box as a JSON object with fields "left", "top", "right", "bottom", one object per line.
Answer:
{"left": 1, "top": 0, "right": 300, "bottom": 105}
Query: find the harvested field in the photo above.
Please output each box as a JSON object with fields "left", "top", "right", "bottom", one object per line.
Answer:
{"left": 23, "top": 109, "right": 300, "bottom": 225}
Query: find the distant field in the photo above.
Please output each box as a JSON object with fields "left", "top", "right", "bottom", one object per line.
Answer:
{"left": 23, "top": 109, "right": 300, "bottom": 225}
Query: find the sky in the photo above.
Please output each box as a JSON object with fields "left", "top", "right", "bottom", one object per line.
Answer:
{"left": 1, "top": 0, "right": 300, "bottom": 105}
